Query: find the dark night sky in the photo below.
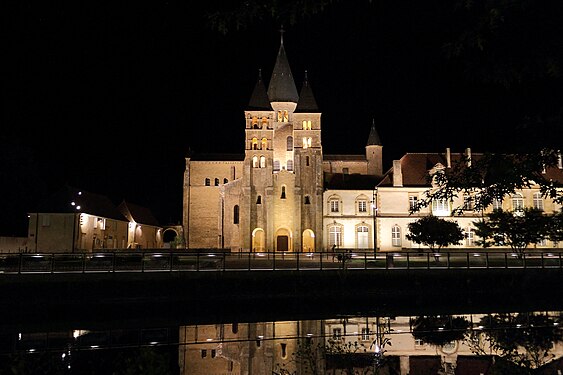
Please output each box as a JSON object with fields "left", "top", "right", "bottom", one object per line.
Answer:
{"left": 2, "top": 1, "right": 562, "bottom": 236}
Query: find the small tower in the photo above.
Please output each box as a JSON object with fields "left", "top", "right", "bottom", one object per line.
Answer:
{"left": 366, "top": 119, "right": 383, "bottom": 175}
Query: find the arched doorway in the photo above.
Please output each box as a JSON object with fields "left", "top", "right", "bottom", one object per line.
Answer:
{"left": 252, "top": 228, "right": 265, "bottom": 252}
{"left": 302, "top": 229, "right": 315, "bottom": 252}
{"left": 275, "top": 228, "right": 292, "bottom": 252}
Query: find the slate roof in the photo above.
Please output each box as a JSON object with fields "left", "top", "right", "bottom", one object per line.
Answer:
{"left": 247, "top": 69, "right": 271, "bottom": 110}
{"left": 324, "top": 154, "right": 367, "bottom": 161}
{"left": 267, "top": 38, "right": 299, "bottom": 103}
{"left": 295, "top": 71, "right": 319, "bottom": 112}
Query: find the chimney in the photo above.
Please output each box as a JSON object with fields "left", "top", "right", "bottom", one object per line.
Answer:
{"left": 446, "top": 148, "right": 451, "bottom": 168}
{"left": 465, "top": 147, "right": 472, "bottom": 167}
{"left": 392, "top": 160, "right": 403, "bottom": 187}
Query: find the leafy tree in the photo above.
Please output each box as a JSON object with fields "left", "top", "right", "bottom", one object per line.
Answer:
{"left": 410, "top": 315, "right": 471, "bottom": 347}
{"left": 473, "top": 208, "right": 553, "bottom": 255}
{"left": 411, "top": 149, "right": 563, "bottom": 215}
{"left": 471, "top": 312, "right": 563, "bottom": 371}
{"left": 406, "top": 216, "right": 465, "bottom": 251}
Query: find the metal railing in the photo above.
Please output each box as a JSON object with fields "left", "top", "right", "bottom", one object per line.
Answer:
{"left": 1, "top": 250, "right": 562, "bottom": 274}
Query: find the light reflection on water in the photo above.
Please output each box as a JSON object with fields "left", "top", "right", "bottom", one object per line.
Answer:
{"left": 2, "top": 310, "right": 563, "bottom": 374}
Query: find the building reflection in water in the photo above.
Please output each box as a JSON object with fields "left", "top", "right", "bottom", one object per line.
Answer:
{"left": 3, "top": 311, "right": 563, "bottom": 374}
{"left": 178, "top": 312, "right": 563, "bottom": 375}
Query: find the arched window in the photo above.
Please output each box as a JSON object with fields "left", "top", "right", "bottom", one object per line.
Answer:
{"left": 224, "top": 178, "right": 228, "bottom": 184}
{"left": 287, "top": 136, "right": 293, "bottom": 151}
{"left": 273, "top": 160, "right": 280, "bottom": 172}
{"left": 214, "top": 178, "right": 219, "bottom": 186}
{"left": 261, "top": 138, "right": 267, "bottom": 150}
{"left": 302, "top": 137, "right": 312, "bottom": 149}
{"left": 252, "top": 156, "right": 258, "bottom": 168}
{"left": 252, "top": 138, "right": 258, "bottom": 150}
{"left": 260, "top": 156, "right": 266, "bottom": 168}
{"left": 281, "top": 186, "right": 286, "bottom": 199}
{"left": 304, "top": 195, "right": 311, "bottom": 205}
{"left": 256, "top": 195, "right": 262, "bottom": 204}
{"left": 533, "top": 192, "right": 544, "bottom": 211}
{"left": 261, "top": 117, "right": 268, "bottom": 126}
{"left": 328, "top": 225, "right": 342, "bottom": 248}
{"left": 306, "top": 156, "right": 310, "bottom": 166}
{"left": 287, "top": 159, "right": 293, "bottom": 171}
{"left": 233, "top": 205, "right": 239, "bottom": 224}
{"left": 512, "top": 193, "right": 524, "bottom": 212}
{"left": 356, "top": 225, "right": 369, "bottom": 249}
{"left": 205, "top": 178, "right": 210, "bottom": 186}
{"left": 251, "top": 117, "right": 258, "bottom": 128}
{"left": 392, "top": 225, "right": 401, "bottom": 247}
{"left": 355, "top": 195, "right": 368, "bottom": 214}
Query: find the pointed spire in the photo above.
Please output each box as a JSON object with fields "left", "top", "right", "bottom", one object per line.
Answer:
{"left": 296, "top": 69, "right": 319, "bottom": 112}
{"left": 267, "top": 27, "right": 299, "bottom": 103}
{"left": 367, "top": 119, "right": 382, "bottom": 146}
{"left": 248, "top": 68, "right": 271, "bottom": 110}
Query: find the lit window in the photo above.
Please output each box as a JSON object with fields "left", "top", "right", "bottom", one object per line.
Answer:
{"left": 252, "top": 156, "right": 258, "bottom": 168}
{"left": 260, "top": 156, "right": 266, "bottom": 168}
{"left": 392, "top": 225, "right": 401, "bottom": 247}
{"left": 302, "top": 137, "right": 312, "bottom": 149}
{"left": 252, "top": 137, "right": 258, "bottom": 150}
{"left": 261, "top": 138, "right": 267, "bottom": 150}
{"left": 432, "top": 199, "right": 450, "bottom": 216}
{"left": 251, "top": 116, "right": 259, "bottom": 128}
{"left": 492, "top": 198, "right": 503, "bottom": 211}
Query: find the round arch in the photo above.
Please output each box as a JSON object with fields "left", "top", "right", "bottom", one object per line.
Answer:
{"left": 302, "top": 229, "right": 315, "bottom": 252}
{"left": 275, "top": 228, "right": 292, "bottom": 252}
{"left": 252, "top": 228, "right": 265, "bottom": 252}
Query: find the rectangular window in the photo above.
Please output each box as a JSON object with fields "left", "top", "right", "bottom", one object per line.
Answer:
{"left": 358, "top": 200, "right": 367, "bottom": 213}
{"left": 332, "top": 328, "right": 342, "bottom": 340}
{"left": 201, "top": 349, "right": 207, "bottom": 358}
{"left": 392, "top": 226, "right": 401, "bottom": 247}
{"left": 533, "top": 193, "right": 544, "bottom": 211}
{"left": 409, "top": 195, "right": 418, "bottom": 211}
{"left": 329, "top": 226, "right": 342, "bottom": 247}
{"left": 492, "top": 198, "right": 503, "bottom": 211}
{"left": 330, "top": 200, "right": 339, "bottom": 213}
{"left": 361, "top": 328, "right": 370, "bottom": 341}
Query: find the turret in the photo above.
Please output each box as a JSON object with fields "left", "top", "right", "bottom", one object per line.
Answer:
{"left": 365, "top": 120, "right": 383, "bottom": 175}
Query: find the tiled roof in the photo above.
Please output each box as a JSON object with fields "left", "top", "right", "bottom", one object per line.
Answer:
{"left": 324, "top": 154, "right": 367, "bottom": 161}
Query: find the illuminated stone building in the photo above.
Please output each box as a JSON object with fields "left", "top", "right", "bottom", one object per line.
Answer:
{"left": 182, "top": 35, "right": 563, "bottom": 253}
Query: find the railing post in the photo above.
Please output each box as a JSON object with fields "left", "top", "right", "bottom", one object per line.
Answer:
{"left": 447, "top": 252, "right": 450, "bottom": 269}
{"left": 364, "top": 252, "right": 367, "bottom": 270}
{"left": 319, "top": 251, "right": 322, "bottom": 270}
{"left": 296, "top": 252, "right": 300, "bottom": 271}
{"left": 505, "top": 252, "right": 508, "bottom": 268}
{"left": 82, "top": 253, "right": 86, "bottom": 273}
{"left": 51, "top": 253, "right": 55, "bottom": 273}
{"left": 18, "top": 253, "right": 22, "bottom": 274}
{"left": 427, "top": 253, "right": 430, "bottom": 270}
{"left": 170, "top": 252, "right": 174, "bottom": 272}
{"left": 272, "top": 251, "right": 276, "bottom": 271}
{"left": 467, "top": 252, "right": 470, "bottom": 269}
{"left": 407, "top": 253, "right": 410, "bottom": 270}
{"left": 485, "top": 253, "right": 489, "bottom": 269}
{"left": 541, "top": 252, "right": 544, "bottom": 268}
{"left": 141, "top": 252, "right": 145, "bottom": 273}
{"left": 112, "top": 252, "right": 116, "bottom": 272}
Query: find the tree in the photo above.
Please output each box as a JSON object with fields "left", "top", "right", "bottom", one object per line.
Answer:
{"left": 473, "top": 208, "right": 554, "bottom": 255}
{"left": 411, "top": 149, "right": 563, "bottom": 215}
{"left": 469, "top": 312, "right": 563, "bottom": 371}
{"left": 406, "top": 216, "right": 465, "bottom": 251}
{"left": 410, "top": 315, "right": 471, "bottom": 347}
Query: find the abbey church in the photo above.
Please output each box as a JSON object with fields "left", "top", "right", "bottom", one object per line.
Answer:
{"left": 182, "top": 35, "right": 563, "bottom": 253}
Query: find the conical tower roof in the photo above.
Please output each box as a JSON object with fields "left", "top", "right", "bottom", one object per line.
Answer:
{"left": 295, "top": 70, "right": 319, "bottom": 112}
{"left": 367, "top": 120, "right": 382, "bottom": 146}
{"left": 248, "top": 69, "right": 271, "bottom": 110}
{"left": 267, "top": 30, "right": 299, "bottom": 103}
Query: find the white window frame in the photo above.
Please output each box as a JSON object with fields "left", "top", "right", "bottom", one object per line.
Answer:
{"left": 392, "top": 225, "right": 401, "bottom": 247}
{"left": 533, "top": 192, "right": 544, "bottom": 211}
{"left": 328, "top": 225, "right": 342, "bottom": 248}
